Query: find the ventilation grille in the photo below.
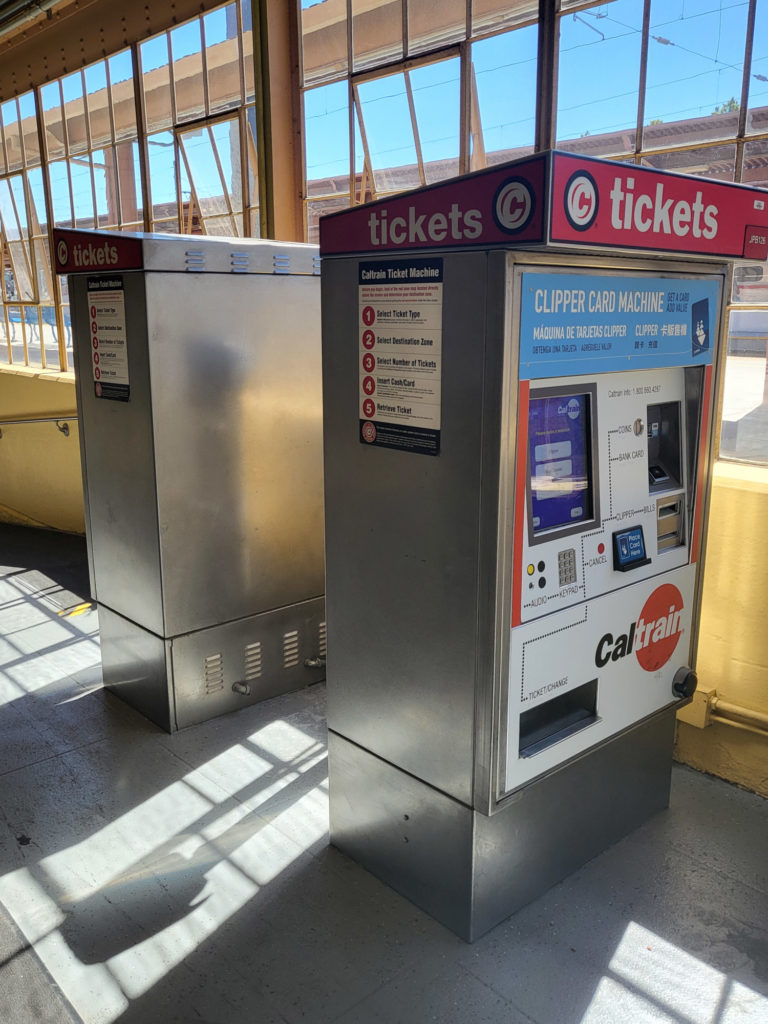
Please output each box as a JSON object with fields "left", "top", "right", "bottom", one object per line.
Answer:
{"left": 318, "top": 621, "right": 327, "bottom": 658}
{"left": 244, "top": 641, "right": 263, "bottom": 681}
{"left": 204, "top": 652, "right": 224, "bottom": 695}
{"left": 185, "top": 249, "right": 205, "bottom": 272}
{"left": 231, "top": 251, "right": 249, "bottom": 273}
{"left": 273, "top": 253, "right": 290, "bottom": 275}
{"left": 283, "top": 629, "right": 300, "bottom": 668}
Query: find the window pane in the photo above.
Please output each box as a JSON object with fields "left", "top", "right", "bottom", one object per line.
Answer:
{"left": 48, "top": 160, "right": 73, "bottom": 225}
{"left": 352, "top": 0, "right": 403, "bottom": 72}
{"left": 301, "top": 0, "right": 348, "bottom": 87}
{"left": 644, "top": 0, "right": 748, "bottom": 148}
{"left": 557, "top": 0, "right": 643, "bottom": 148}
{"left": 304, "top": 81, "right": 349, "bottom": 198}
{"left": 305, "top": 194, "right": 350, "bottom": 245}
{"left": 109, "top": 51, "right": 138, "bottom": 141}
{"left": 6, "top": 305, "right": 27, "bottom": 364}
{"left": 471, "top": 26, "right": 537, "bottom": 168}
{"left": 641, "top": 143, "right": 736, "bottom": 181}
{"left": 2, "top": 100, "right": 23, "bottom": 172}
{"left": 742, "top": 138, "right": 768, "bottom": 189}
{"left": 473, "top": 0, "right": 537, "bottom": 37}
{"left": 62, "top": 72, "right": 88, "bottom": 154}
{"left": 115, "top": 141, "right": 144, "bottom": 227}
{"left": 147, "top": 131, "right": 178, "bottom": 229}
{"left": 732, "top": 262, "right": 768, "bottom": 304}
{"left": 18, "top": 92, "right": 40, "bottom": 167}
{"left": 172, "top": 21, "right": 206, "bottom": 123}
{"left": 41, "top": 82, "right": 66, "bottom": 161}
{"left": 85, "top": 60, "right": 113, "bottom": 149}
{"left": 23, "top": 306, "right": 43, "bottom": 367}
{"left": 244, "top": 106, "right": 259, "bottom": 236}
{"left": 747, "top": 0, "right": 768, "bottom": 134}
{"left": 241, "top": 2, "right": 255, "bottom": 103}
{"left": 178, "top": 120, "right": 243, "bottom": 236}
{"left": 34, "top": 239, "right": 52, "bottom": 302}
{"left": 205, "top": 6, "right": 243, "bottom": 113}
{"left": 409, "top": 59, "right": 460, "bottom": 184}
{"left": 141, "top": 34, "right": 174, "bottom": 132}
{"left": 26, "top": 167, "right": 48, "bottom": 230}
{"left": 40, "top": 304, "right": 60, "bottom": 367}
{"left": 720, "top": 307, "right": 768, "bottom": 463}
{"left": 356, "top": 73, "right": 419, "bottom": 193}
{"left": 70, "top": 156, "right": 95, "bottom": 226}
{"left": 408, "top": 0, "right": 465, "bottom": 55}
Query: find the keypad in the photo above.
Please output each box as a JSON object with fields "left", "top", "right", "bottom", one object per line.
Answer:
{"left": 558, "top": 548, "right": 577, "bottom": 586}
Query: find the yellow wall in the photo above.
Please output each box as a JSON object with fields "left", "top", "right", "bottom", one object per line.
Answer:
{"left": 675, "top": 460, "right": 768, "bottom": 797}
{"left": 0, "top": 367, "right": 85, "bottom": 533}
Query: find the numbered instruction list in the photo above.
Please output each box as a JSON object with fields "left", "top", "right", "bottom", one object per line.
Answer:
{"left": 87, "top": 276, "right": 130, "bottom": 401}
{"left": 358, "top": 258, "right": 443, "bottom": 456}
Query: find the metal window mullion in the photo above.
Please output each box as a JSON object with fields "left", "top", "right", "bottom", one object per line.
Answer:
{"left": 236, "top": 0, "right": 247, "bottom": 109}
{"left": 104, "top": 56, "right": 124, "bottom": 228}
{"left": 352, "top": 84, "right": 376, "bottom": 201}
{"left": 403, "top": 0, "right": 409, "bottom": 59}
{"left": 404, "top": 69, "right": 426, "bottom": 186}
{"left": 35, "top": 81, "right": 67, "bottom": 371}
{"left": 459, "top": 39, "right": 471, "bottom": 174}
{"left": 200, "top": 10, "right": 212, "bottom": 116}
{"left": 59, "top": 80, "right": 71, "bottom": 156}
{"left": 536, "top": 0, "right": 559, "bottom": 151}
{"left": 81, "top": 70, "right": 94, "bottom": 153}
{"left": 131, "top": 41, "right": 153, "bottom": 232}
{"left": 167, "top": 32, "right": 179, "bottom": 127}
{"left": 238, "top": 108, "right": 251, "bottom": 236}
{"left": 634, "top": 0, "right": 651, "bottom": 157}
{"left": 735, "top": 0, "right": 757, "bottom": 182}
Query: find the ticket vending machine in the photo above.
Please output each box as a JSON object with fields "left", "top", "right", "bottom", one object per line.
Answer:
{"left": 55, "top": 230, "right": 326, "bottom": 732}
{"left": 320, "top": 152, "right": 768, "bottom": 940}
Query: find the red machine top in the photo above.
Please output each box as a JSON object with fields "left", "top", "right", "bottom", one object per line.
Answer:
{"left": 319, "top": 150, "right": 768, "bottom": 262}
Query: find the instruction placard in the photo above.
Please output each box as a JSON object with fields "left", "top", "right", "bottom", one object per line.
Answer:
{"left": 86, "top": 276, "right": 129, "bottom": 401}
{"left": 358, "top": 258, "right": 443, "bottom": 455}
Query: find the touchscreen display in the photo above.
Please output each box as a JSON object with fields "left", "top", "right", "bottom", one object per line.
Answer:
{"left": 529, "top": 392, "right": 593, "bottom": 534}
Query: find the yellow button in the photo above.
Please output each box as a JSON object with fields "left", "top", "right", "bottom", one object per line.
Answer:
{"left": 527, "top": 564, "right": 535, "bottom": 575}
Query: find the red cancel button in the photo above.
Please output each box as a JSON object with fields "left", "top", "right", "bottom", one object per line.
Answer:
{"left": 743, "top": 224, "right": 768, "bottom": 259}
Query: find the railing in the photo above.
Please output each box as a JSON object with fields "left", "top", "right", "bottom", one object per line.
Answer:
{"left": 0, "top": 415, "right": 77, "bottom": 439}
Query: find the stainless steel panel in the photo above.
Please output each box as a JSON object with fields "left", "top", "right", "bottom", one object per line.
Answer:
{"left": 70, "top": 273, "right": 165, "bottom": 634}
{"left": 322, "top": 252, "right": 498, "bottom": 806}
{"left": 146, "top": 271, "right": 324, "bottom": 637}
{"left": 328, "top": 730, "right": 474, "bottom": 939}
{"left": 470, "top": 709, "right": 675, "bottom": 940}
{"left": 329, "top": 711, "right": 674, "bottom": 942}
{"left": 171, "top": 597, "right": 326, "bottom": 729}
{"left": 98, "top": 604, "right": 174, "bottom": 731}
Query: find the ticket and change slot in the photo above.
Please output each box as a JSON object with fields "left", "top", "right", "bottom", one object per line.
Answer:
{"left": 519, "top": 678, "right": 599, "bottom": 758}
{"left": 528, "top": 385, "right": 599, "bottom": 543}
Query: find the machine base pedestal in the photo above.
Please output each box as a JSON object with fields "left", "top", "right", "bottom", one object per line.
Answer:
{"left": 329, "top": 710, "right": 675, "bottom": 942}
{"left": 99, "top": 598, "right": 326, "bottom": 732}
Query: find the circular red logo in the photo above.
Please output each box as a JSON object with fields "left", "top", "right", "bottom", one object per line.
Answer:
{"left": 362, "top": 306, "right": 375, "bottom": 326}
{"left": 362, "top": 397, "right": 375, "bottom": 417}
{"left": 362, "top": 421, "right": 376, "bottom": 443}
{"left": 635, "top": 583, "right": 684, "bottom": 671}
{"left": 362, "top": 330, "right": 375, "bottom": 349}
{"left": 362, "top": 352, "right": 375, "bottom": 372}
{"left": 362, "top": 375, "right": 375, "bottom": 396}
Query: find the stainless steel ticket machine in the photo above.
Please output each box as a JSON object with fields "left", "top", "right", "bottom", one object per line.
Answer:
{"left": 319, "top": 151, "right": 768, "bottom": 940}
{"left": 55, "top": 230, "right": 326, "bottom": 732}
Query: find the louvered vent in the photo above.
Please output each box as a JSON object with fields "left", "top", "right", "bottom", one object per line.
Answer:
{"left": 318, "top": 621, "right": 327, "bottom": 658}
{"left": 204, "top": 652, "right": 224, "bottom": 694}
{"left": 283, "top": 629, "right": 300, "bottom": 668}
{"left": 244, "top": 641, "right": 263, "bottom": 680}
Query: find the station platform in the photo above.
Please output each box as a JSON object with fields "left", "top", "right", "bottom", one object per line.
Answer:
{"left": 1, "top": 525, "right": 767, "bottom": 1024}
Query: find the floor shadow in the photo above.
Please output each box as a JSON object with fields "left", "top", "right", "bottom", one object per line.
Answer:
{"left": 0, "top": 524, "right": 90, "bottom": 607}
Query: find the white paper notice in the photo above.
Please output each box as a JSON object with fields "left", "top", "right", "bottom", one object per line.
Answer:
{"left": 358, "top": 257, "right": 443, "bottom": 456}
{"left": 87, "top": 276, "right": 129, "bottom": 401}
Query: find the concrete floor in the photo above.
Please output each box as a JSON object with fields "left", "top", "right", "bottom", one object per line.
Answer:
{"left": 1, "top": 526, "right": 767, "bottom": 1024}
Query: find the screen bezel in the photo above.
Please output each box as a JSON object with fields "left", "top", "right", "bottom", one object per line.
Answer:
{"left": 526, "top": 382, "right": 601, "bottom": 546}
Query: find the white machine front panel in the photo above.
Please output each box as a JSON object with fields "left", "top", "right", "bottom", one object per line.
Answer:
{"left": 518, "top": 367, "right": 690, "bottom": 623}
{"left": 504, "top": 562, "right": 695, "bottom": 793}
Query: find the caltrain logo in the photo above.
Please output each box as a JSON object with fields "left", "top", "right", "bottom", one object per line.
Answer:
{"left": 595, "top": 583, "right": 684, "bottom": 672}
{"left": 56, "top": 239, "right": 68, "bottom": 266}
{"left": 565, "top": 171, "right": 599, "bottom": 231}
{"left": 493, "top": 178, "right": 535, "bottom": 233}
